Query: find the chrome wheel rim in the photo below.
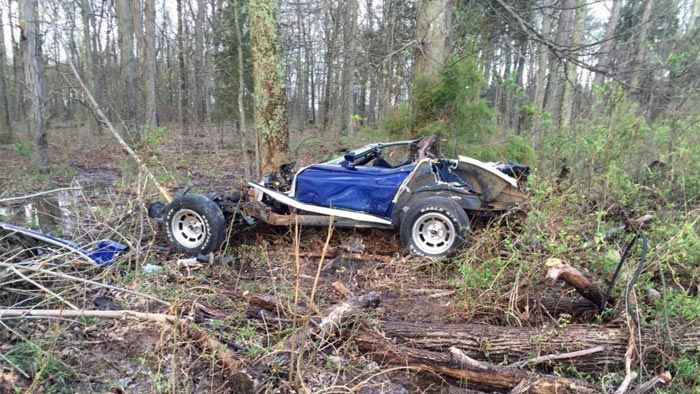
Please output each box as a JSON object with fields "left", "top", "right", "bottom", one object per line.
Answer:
{"left": 412, "top": 212, "right": 455, "bottom": 255}
{"left": 172, "top": 209, "right": 207, "bottom": 248}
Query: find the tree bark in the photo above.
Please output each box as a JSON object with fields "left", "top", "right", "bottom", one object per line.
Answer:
{"left": 143, "top": 0, "right": 158, "bottom": 130}
{"left": 364, "top": 319, "right": 698, "bottom": 374}
{"left": 249, "top": 0, "right": 289, "bottom": 175}
{"left": 356, "top": 330, "right": 598, "bottom": 394}
{"left": 629, "top": 0, "right": 654, "bottom": 98}
{"left": 531, "top": 0, "right": 553, "bottom": 138}
{"left": 115, "top": 0, "right": 139, "bottom": 141}
{"left": 0, "top": 7, "right": 12, "bottom": 143}
{"left": 177, "top": 0, "right": 189, "bottom": 134}
{"left": 194, "top": 0, "right": 207, "bottom": 123}
{"left": 559, "top": 0, "right": 585, "bottom": 132}
{"left": 544, "top": 0, "right": 574, "bottom": 127}
{"left": 233, "top": 0, "right": 253, "bottom": 178}
{"left": 339, "top": 0, "right": 358, "bottom": 135}
{"left": 592, "top": 0, "right": 622, "bottom": 86}
{"left": 413, "top": 0, "right": 452, "bottom": 79}
{"left": 20, "top": 0, "right": 49, "bottom": 171}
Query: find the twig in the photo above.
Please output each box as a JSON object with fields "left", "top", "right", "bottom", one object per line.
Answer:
{"left": 310, "top": 216, "right": 334, "bottom": 304}
{"left": 0, "top": 261, "right": 171, "bottom": 306}
{"left": 0, "top": 187, "right": 82, "bottom": 203}
{"left": 0, "top": 308, "right": 177, "bottom": 323}
{"left": 509, "top": 346, "right": 605, "bottom": 368}
{"left": 8, "top": 266, "right": 79, "bottom": 310}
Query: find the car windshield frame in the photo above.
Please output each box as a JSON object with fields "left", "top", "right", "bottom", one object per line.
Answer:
{"left": 324, "top": 137, "right": 423, "bottom": 165}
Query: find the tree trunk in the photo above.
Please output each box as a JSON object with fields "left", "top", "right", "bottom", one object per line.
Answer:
{"left": 194, "top": 0, "right": 207, "bottom": 123}
{"left": 143, "top": 0, "right": 157, "bottom": 130}
{"left": 544, "top": 0, "right": 573, "bottom": 128}
{"left": 531, "top": 0, "right": 552, "bottom": 137}
{"left": 0, "top": 7, "right": 13, "bottom": 143}
{"left": 20, "top": 0, "right": 48, "bottom": 171}
{"left": 115, "top": 0, "right": 139, "bottom": 141}
{"left": 378, "top": 0, "right": 395, "bottom": 117}
{"left": 356, "top": 329, "right": 598, "bottom": 394}
{"left": 80, "top": 0, "right": 99, "bottom": 131}
{"left": 559, "top": 0, "right": 585, "bottom": 132}
{"left": 249, "top": 0, "right": 289, "bottom": 175}
{"left": 629, "top": 0, "right": 654, "bottom": 98}
{"left": 177, "top": 0, "right": 189, "bottom": 134}
{"left": 233, "top": 0, "right": 254, "bottom": 179}
{"left": 413, "top": 0, "right": 452, "bottom": 79}
{"left": 592, "top": 0, "right": 622, "bottom": 86}
{"left": 9, "top": 1, "right": 25, "bottom": 122}
{"left": 364, "top": 320, "right": 698, "bottom": 374}
{"left": 339, "top": 0, "right": 358, "bottom": 135}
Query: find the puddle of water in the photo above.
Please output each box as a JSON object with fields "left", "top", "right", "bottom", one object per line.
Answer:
{"left": 1, "top": 185, "right": 114, "bottom": 235}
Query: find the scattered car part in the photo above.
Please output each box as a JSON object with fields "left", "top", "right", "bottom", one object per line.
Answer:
{"left": 163, "top": 195, "right": 227, "bottom": 255}
{"left": 0, "top": 221, "right": 127, "bottom": 265}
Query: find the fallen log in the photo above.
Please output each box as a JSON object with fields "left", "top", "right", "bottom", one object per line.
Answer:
{"left": 367, "top": 320, "right": 697, "bottom": 373}
{"left": 232, "top": 291, "right": 381, "bottom": 393}
{"left": 355, "top": 330, "right": 598, "bottom": 394}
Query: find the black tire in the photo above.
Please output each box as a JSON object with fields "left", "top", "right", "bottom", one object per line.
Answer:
{"left": 164, "top": 195, "right": 227, "bottom": 255}
{"left": 399, "top": 196, "right": 470, "bottom": 259}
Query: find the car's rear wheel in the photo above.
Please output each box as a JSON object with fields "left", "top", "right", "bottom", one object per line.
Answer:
{"left": 400, "top": 197, "right": 470, "bottom": 258}
{"left": 164, "top": 195, "right": 226, "bottom": 255}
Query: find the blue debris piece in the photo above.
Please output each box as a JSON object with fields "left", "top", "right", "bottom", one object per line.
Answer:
{"left": 0, "top": 221, "right": 128, "bottom": 265}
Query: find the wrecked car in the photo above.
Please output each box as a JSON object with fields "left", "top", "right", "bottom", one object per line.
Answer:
{"left": 150, "top": 135, "right": 529, "bottom": 258}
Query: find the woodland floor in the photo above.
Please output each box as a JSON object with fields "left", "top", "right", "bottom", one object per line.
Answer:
{"left": 0, "top": 124, "right": 691, "bottom": 393}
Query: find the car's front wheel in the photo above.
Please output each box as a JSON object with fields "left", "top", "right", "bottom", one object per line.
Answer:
{"left": 164, "top": 195, "right": 227, "bottom": 255}
{"left": 400, "top": 197, "right": 470, "bottom": 259}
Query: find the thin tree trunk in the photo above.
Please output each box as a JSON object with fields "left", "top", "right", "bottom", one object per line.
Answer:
{"left": 9, "top": 0, "right": 25, "bottom": 122}
{"left": 249, "top": 0, "right": 289, "bottom": 175}
{"left": 559, "top": 0, "right": 585, "bottom": 132}
{"left": 592, "top": 0, "right": 622, "bottom": 86}
{"left": 233, "top": 0, "right": 253, "bottom": 179}
{"left": 532, "top": 1, "right": 552, "bottom": 119}
{"left": 0, "top": 7, "right": 13, "bottom": 143}
{"left": 177, "top": 0, "right": 189, "bottom": 134}
{"left": 115, "top": 0, "right": 139, "bottom": 141}
{"left": 294, "top": 7, "right": 306, "bottom": 131}
{"left": 544, "top": 0, "right": 574, "bottom": 128}
{"left": 629, "top": 0, "right": 654, "bottom": 98}
{"left": 340, "top": 0, "right": 358, "bottom": 135}
{"left": 20, "top": 0, "right": 48, "bottom": 171}
{"left": 144, "top": 0, "right": 157, "bottom": 129}
{"left": 379, "top": 0, "right": 395, "bottom": 116}
{"left": 194, "top": 0, "right": 207, "bottom": 123}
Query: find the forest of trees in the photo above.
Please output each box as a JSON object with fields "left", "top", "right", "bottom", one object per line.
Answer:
{"left": 0, "top": 0, "right": 699, "bottom": 172}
